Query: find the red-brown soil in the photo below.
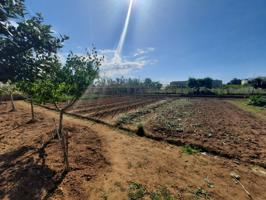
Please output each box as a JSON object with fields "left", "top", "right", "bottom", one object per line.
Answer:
{"left": 0, "top": 102, "right": 107, "bottom": 200}
{"left": 148, "top": 99, "right": 266, "bottom": 167}
{"left": 1, "top": 100, "right": 266, "bottom": 200}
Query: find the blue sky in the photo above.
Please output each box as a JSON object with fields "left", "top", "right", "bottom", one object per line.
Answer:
{"left": 26, "top": 0, "right": 266, "bottom": 83}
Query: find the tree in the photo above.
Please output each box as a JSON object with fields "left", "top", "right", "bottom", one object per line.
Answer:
{"left": 188, "top": 78, "right": 199, "bottom": 89}
{"left": 0, "top": 82, "right": 4, "bottom": 104}
{"left": 34, "top": 49, "right": 103, "bottom": 171}
{"left": 228, "top": 78, "right": 242, "bottom": 85}
{"left": 144, "top": 78, "right": 153, "bottom": 87}
{"left": 143, "top": 78, "right": 162, "bottom": 91}
{"left": 188, "top": 77, "right": 213, "bottom": 89}
{"left": 249, "top": 78, "right": 266, "bottom": 89}
{"left": 201, "top": 77, "right": 213, "bottom": 89}
{"left": 0, "top": 0, "right": 25, "bottom": 37}
{"left": 1, "top": 0, "right": 68, "bottom": 121}
{"left": 0, "top": 81, "right": 18, "bottom": 111}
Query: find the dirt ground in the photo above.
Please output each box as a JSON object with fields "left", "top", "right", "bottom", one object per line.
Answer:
{"left": 147, "top": 99, "right": 266, "bottom": 168}
{"left": 0, "top": 102, "right": 107, "bottom": 200}
{"left": 1, "top": 101, "right": 266, "bottom": 200}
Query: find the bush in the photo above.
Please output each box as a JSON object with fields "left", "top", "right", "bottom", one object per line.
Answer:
{"left": 248, "top": 95, "right": 266, "bottom": 107}
{"left": 136, "top": 124, "right": 145, "bottom": 137}
{"left": 128, "top": 182, "right": 147, "bottom": 200}
{"left": 188, "top": 88, "right": 215, "bottom": 95}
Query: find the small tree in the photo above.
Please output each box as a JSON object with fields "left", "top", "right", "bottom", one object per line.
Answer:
{"left": 34, "top": 49, "right": 103, "bottom": 171}
{"left": 1, "top": 81, "right": 18, "bottom": 111}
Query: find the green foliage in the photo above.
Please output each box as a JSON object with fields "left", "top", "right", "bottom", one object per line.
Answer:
{"left": 248, "top": 95, "right": 266, "bottom": 107}
{"left": 127, "top": 183, "right": 178, "bottom": 200}
{"left": 128, "top": 182, "right": 147, "bottom": 200}
{"left": 192, "top": 188, "right": 212, "bottom": 200}
{"left": 228, "top": 78, "right": 242, "bottom": 85}
{"left": 188, "top": 78, "right": 199, "bottom": 89}
{"left": 0, "top": 0, "right": 25, "bottom": 34}
{"left": 187, "top": 88, "right": 215, "bottom": 95}
{"left": 0, "top": 80, "right": 18, "bottom": 95}
{"left": 181, "top": 145, "right": 201, "bottom": 155}
{"left": 95, "top": 77, "right": 162, "bottom": 95}
{"left": 153, "top": 100, "right": 191, "bottom": 133}
{"left": 150, "top": 187, "right": 176, "bottom": 200}
{"left": 188, "top": 77, "right": 214, "bottom": 89}
{"left": 0, "top": 1, "right": 68, "bottom": 82}
{"left": 33, "top": 49, "right": 103, "bottom": 107}
{"left": 249, "top": 78, "right": 266, "bottom": 89}
{"left": 116, "top": 101, "right": 167, "bottom": 127}
{"left": 222, "top": 84, "right": 247, "bottom": 89}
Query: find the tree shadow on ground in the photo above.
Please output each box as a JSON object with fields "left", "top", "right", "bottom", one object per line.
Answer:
{"left": 0, "top": 145, "right": 61, "bottom": 200}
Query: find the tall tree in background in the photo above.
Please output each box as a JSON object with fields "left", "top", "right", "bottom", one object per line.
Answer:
{"left": 228, "top": 78, "right": 242, "bottom": 85}
{"left": 250, "top": 78, "right": 266, "bottom": 89}
{"left": 188, "top": 78, "right": 199, "bottom": 89}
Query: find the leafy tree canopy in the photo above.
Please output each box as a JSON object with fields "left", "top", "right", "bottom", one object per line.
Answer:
{"left": 249, "top": 78, "right": 266, "bottom": 89}
{"left": 96, "top": 77, "right": 162, "bottom": 90}
{"left": 188, "top": 77, "right": 214, "bottom": 89}
{"left": 33, "top": 49, "right": 103, "bottom": 109}
{"left": 228, "top": 78, "right": 242, "bottom": 85}
{"left": 0, "top": 0, "right": 68, "bottom": 82}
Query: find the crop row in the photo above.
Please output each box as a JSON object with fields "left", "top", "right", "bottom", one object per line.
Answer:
{"left": 115, "top": 99, "right": 171, "bottom": 127}
{"left": 70, "top": 98, "right": 149, "bottom": 115}
{"left": 89, "top": 99, "right": 159, "bottom": 118}
{"left": 149, "top": 99, "right": 192, "bottom": 136}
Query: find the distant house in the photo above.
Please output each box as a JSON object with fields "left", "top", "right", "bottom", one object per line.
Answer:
{"left": 241, "top": 79, "right": 249, "bottom": 85}
{"left": 212, "top": 80, "right": 223, "bottom": 88}
{"left": 170, "top": 81, "right": 188, "bottom": 88}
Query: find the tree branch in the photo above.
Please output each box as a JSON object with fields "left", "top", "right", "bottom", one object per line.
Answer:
{"left": 63, "top": 97, "right": 78, "bottom": 111}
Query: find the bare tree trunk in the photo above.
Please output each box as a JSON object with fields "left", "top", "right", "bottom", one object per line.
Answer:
{"left": 10, "top": 93, "right": 16, "bottom": 112}
{"left": 30, "top": 97, "right": 35, "bottom": 122}
{"left": 58, "top": 110, "right": 69, "bottom": 172}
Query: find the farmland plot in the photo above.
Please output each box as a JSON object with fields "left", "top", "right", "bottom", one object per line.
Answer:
{"left": 45, "top": 96, "right": 266, "bottom": 167}
{"left": 2, "top": 102, "right": 266, "bottom": 200}
{"left": 115, "top": 99, "right": 177, "bottom": 129}
{"left": 145, "top": 99, "right": 266, "bottom": 167}
{"left": 65, "top": 96, "right": 169, "bottom": 124}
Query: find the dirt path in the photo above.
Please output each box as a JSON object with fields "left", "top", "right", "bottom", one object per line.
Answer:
{"left": 1, "top": 101, "right": 266, "bottom": 199}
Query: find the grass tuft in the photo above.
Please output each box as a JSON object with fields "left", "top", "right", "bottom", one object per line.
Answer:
{"left": 181, "top": 145, "right": 201, "bottom": 155}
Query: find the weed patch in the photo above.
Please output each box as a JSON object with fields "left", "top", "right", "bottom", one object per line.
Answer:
{"left": 248, "top": 95, "right": 266, "bottom": 107}
{"left": 128, "top": 182, "right": 147, "bottom": 200}
{"left": 128, "top": 183, "right": 178, "bottom": 200}
{"left": 150, "top": 187, "right": 177, "bottom": 200}
{"left": 181, "top": 145, "right": 201, "bottom": 155}
{"left": 192, "top": 187, "right": 212, "bottom": 200}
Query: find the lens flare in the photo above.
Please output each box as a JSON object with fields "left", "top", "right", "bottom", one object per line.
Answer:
{"left": 113, "top": 0, "right": 134, "bottom": 63}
